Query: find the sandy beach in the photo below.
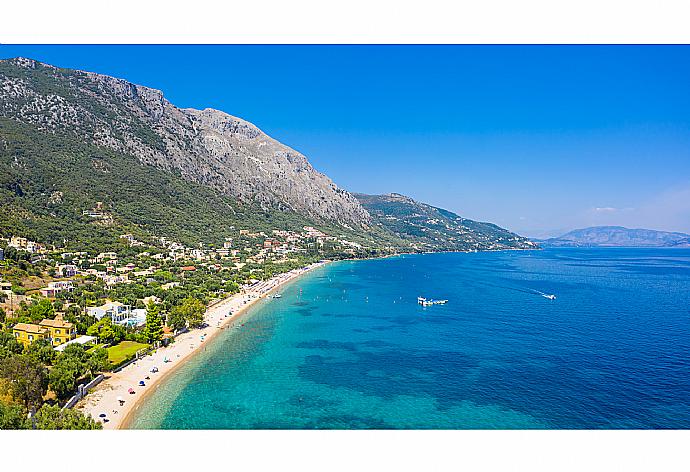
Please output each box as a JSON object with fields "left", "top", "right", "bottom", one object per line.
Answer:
{"left": 77, "top": 261, "right": 327, "bottom": 429}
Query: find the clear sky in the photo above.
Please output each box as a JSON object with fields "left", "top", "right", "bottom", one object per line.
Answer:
{"left": 2, "top": 45, "right": 689, "bottom": 237}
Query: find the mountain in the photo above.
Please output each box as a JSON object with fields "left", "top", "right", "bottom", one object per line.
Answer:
{"left": 0, "top": 57, "right": 535, "bottom": 254}
{"left": 0, "top": 57, "right": 369, "bottom": 228}
{"left": 354, "top": 193, "right": 537, "bottom": 251}
{"left": 541, "top": 226, "right": 690, "bottom": 248}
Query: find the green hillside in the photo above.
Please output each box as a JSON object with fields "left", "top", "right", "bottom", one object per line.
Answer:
{"left": 354, "top": 193, "right": 536, "bottom": 251}
{"left": 0, "top": 118, "right": 395, "bottom": 252}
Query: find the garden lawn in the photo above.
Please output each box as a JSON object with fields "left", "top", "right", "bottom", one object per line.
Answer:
{"left": 106, "top": 341, "right": 150, "bottom": 366}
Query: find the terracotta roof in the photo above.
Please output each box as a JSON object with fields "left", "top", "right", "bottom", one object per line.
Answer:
{"left": 180, "top": 266, "right": 197, "bottom": 271}
{"left": 13, "top": 323, "right": 49, "bottom": 334}
{"left": 40, "top": 314, "right": 74, "bottom": 329}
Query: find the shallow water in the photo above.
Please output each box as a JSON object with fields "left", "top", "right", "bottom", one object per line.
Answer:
{"left": 129, "top": 248, "right": 690, "bottom": 429}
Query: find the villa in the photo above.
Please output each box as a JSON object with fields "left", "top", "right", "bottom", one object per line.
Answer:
{"left": 39, "top": 314, "right": 77, "bottom": 346}
{"left": 39, "top": 281, "right": 74, "bottom": 297}
{"left": 12, "top": 323, "right": 49, "bottom": 348}
{"left": 12, "top": 314, "right": 76, "bottom": 347}
{"left": 87, "top": 301, "right": 132, "bottom": 324}
{"left": 56, "top": 264, "right": 78, "bottom": 277}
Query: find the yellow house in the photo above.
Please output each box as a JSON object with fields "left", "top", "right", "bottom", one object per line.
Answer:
{"left": 12, "top": 323, "right": 50, "bottom": 348}
{"left": 12, "top": 314, "right": 76, "bottom": 348}
{"left": 39, "top": 314, "right": 77, "bottom": 347}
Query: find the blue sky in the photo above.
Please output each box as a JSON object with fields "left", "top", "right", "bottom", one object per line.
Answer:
{"left": 2, "top": 45, "right": 689, "bottom": 236}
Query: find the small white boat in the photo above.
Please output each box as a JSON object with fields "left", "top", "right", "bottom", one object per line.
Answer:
{"left": 272, "top": 293, "right": 282, "bottom": 299}
{"left": 542, "top": 294, "right": 556, "bottom": 300}
{"left": 419, "top": 297, "right": 448, "bottom": 306}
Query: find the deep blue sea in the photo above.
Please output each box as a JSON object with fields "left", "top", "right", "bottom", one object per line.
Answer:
{"left": 129, "top": 248, "right": 690, "bottom": 429}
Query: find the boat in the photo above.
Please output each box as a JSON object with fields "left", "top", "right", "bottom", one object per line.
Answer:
{"left": 272, "top": 293, "right": 282, "bottom": 299}
{"left": 542, "top": 294, "right": 556, "bottom": 300}
{"left": 419, "top": 297, "right": 448, "bottom": 306}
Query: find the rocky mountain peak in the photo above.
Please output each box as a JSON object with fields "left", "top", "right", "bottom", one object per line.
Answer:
{"left": 0, "top": 58, "right": 371, "bottom": 227}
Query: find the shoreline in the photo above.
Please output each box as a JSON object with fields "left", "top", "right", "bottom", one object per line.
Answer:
{"left": 79, "top": 247, "right": 535, "bottom": 429}
{"left": 77, "top": 260, "right": 329, "bottom": 430}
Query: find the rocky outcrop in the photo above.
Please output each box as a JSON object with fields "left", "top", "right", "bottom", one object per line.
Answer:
{"left": 0, "top": 57, "right": 370, "bottom": 227}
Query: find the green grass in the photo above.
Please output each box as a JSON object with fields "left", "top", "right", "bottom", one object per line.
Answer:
{"left": 106, "top": 341, "right": 149, "bottom": 366}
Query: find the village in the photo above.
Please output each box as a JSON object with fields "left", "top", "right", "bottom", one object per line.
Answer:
{"left": 0, "top": 224, "right": 366, "bottom": 427}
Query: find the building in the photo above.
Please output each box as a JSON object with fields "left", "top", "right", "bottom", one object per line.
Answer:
{"left": 39, "top": 314, "right": 77, "bottom": 347}
{"left": 12, "top": 323, "right": 50, "bottom": 348}
{"left": 87, "top": 301, "right": 132, "bottom": 323}
{"left": 12, "top": 314, "right": 77, "bottom": 348}
{"left": 56, "top": 264, "right": 78, "bottom": 278}
{"left": 128, "top": 308, "right": 147, "bottom": 327}
{"left": 9, "top": 237, "right": 45, "bottom": 254}
{"left": 54, "top": 335, "right": 97, "bottom": 352}
{"left": 39, "top": 281, "right": 74, "bottom": 297}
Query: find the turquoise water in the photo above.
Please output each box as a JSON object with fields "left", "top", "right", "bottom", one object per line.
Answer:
{"left": 129, "top": 248, "right": 690, "bottom": 429}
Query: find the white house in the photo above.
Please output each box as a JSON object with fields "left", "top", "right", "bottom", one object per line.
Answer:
{"left": 56, "top": 264, "right": 78, "bottom": 278}
{"left": 87, "top": 301, "right": 132, "bottom": 323}
{"left": 40, "top": 281, "right": 74, "bottom": 297}
{"left": 129, "top": 308, "right": 147, "bottom": 327}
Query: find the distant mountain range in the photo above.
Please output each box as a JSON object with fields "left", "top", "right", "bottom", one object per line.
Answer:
{"left": 0, "top": 57, "right": 535, "bottom": 253}
{"left": 540, "top": 226, "right": 690, "bottom": 248}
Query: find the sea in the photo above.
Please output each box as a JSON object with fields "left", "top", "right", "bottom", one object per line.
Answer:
{"left": 128, "top": 248, "right": 690, "bottom": 429}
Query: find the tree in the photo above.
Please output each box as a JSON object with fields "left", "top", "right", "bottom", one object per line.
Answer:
{"left": 48, "top": 361, "right": 80, "bottom": 399}
{"left": 0, "top": 331, "right": 23, "bottom": 360}
{"left": 49, "top": 344, "right": 88, "bottom": 399}
{"left": 143, "top": 301, "right": 163, "bottom": 344}
{"left": 26, "top": 298, "right": 55, "bottom": 323}
{"left": 166, "top": 307, "right": 186, "bottom": 331}
{"left": 0, "top": 355, "right": 48, "bottom": 408}
{"left": 86, "top": 347, "right": 109, "bottom": 377}
{"left": 33, "top": 404, "right": 102, "bottom": 430}
{"left": 25, "top": 338, "right": 56, "bottom": 365}
{"left": 98, "top": 324, "right": 116, "bottom": 344}
{"left": 86, "top": 318, "right": 122, "bottom": 344}
{"left": 0, "top": 401, "right": 29, "bottom": 429}
{"left": 171, "top": 297, "right": 206, "bottom": 330}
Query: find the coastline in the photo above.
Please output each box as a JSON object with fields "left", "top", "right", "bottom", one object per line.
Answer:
{"left": 77, "top": 260, "right": 329, "bottom": 430}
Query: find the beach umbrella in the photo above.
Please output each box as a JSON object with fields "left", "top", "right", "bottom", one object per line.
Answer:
{"left": 99, "top": 413, "right": 107, "bottom": 418}
{"left": 139, "top": 380, "right": 146, "bottom": 386}
{"left": 128, "top": 388, "right": 135, "bottom": 394}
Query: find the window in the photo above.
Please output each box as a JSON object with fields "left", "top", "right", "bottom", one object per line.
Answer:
{"left": 56, "top": 338, "right": 61, "bottom": 344}
{"left": 56, "top": 329, "right": 61, "bottom": 334}
{"left": 29, "top": 335, "right": 34, "bottom": 341}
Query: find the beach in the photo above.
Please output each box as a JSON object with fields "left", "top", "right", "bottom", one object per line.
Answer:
{"left": 77, "top": 261, "right": 327, "bottom": 429}
{"left": 125, "top": 249, "right": 690, "bottom": 429}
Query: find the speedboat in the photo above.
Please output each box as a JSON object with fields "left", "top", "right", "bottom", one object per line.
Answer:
{"left": 542, "top": 294, "right": 556, "bottom": 300}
